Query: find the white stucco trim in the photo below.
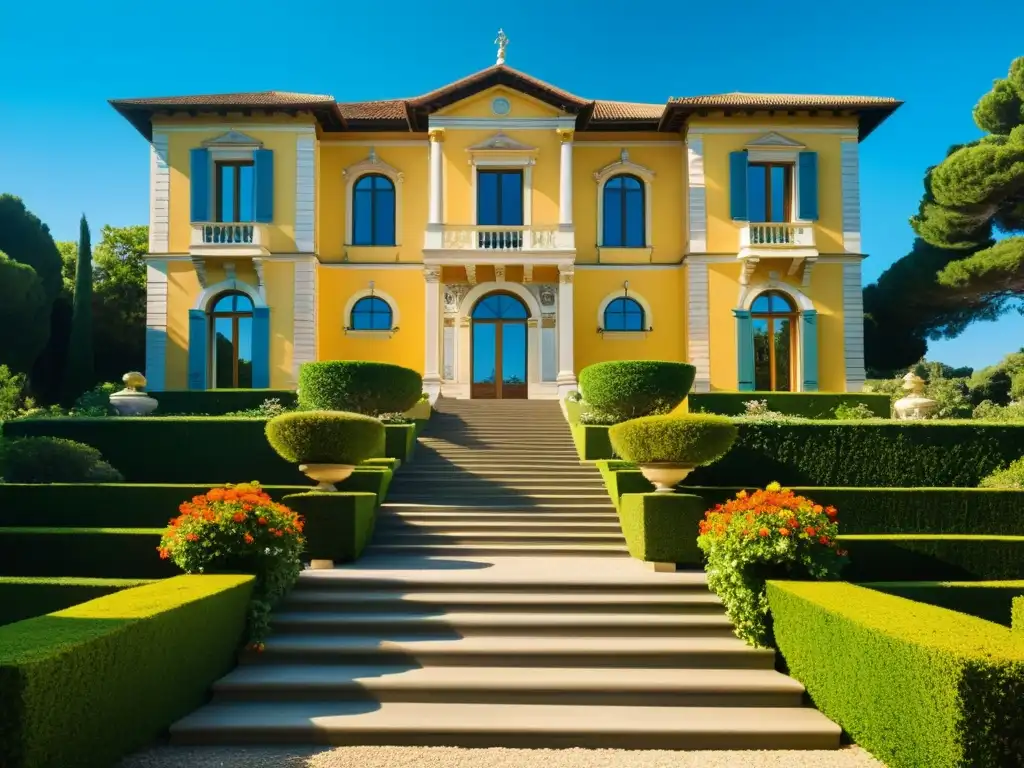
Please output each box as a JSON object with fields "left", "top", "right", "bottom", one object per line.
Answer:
{"left": 343, "top": 150, "right": 404, "bottom": 246}
{"left": 686, "top": 260, "right": 711, "bottom": 392}
{"left": 686, "top": 135, "right": 706, "bottom": 253}
{"left": 194, "top": 278, "right": 267, "bottom": 311}
{"left": 149, "top": 133, "right": 170, "bottom": 253}
{"left": 594, "top": 150, "right": 655, "bottom": 247}
{"left": 691, "top": 126, "right": 858, "bottom": 136}
{"left": 295, "top": 136, "right": 315, "bottom": 252}
{"left": 460, "top": 281, "right": 541, "bottom": 319}
{"left": 596, "top": 290, "right": 654, "bottom": 330}
{"left": 159, "top": 124, "right": 316, "bottom": 134}
{"left": 429, "top": 116, "right": 577, "bottom": 130}
{"left": 343, "top": 288, "right": 401, "bottom": 329}
{"left": 841, "top": 139, "right": 862, "bottom": 253}
{"left": 738, "top": 280, "right": 815, "bottom": 313}
{"left": 293, "top": 258, "right": 317, "bottom": 384}
{"left": 145, "top": 260, "right": 168, "bottom": 390}
{"left": 843, "top": 261, "right": 866, "bottom": 391}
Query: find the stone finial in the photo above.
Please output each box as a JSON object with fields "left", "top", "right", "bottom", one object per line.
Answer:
{"left": 901, "top": 371, "right": 926, "bottom": 396}
{"left": 894, "top": 370, "right": 937, "bottom": 420}
{"left": 123, "top": 371, "right": 147, "bottom": 392}
{"left": 494, "top": 28, "right": 509, "bottom": 65}
{"left": 110, "top": 371, "right": 158, "bottom": 416}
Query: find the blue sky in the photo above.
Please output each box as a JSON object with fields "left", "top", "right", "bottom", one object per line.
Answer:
{"left": 1, "top": 0, "right": 1021, "bottom": 370}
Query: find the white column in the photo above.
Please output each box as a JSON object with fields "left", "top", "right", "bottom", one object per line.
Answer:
{"left": 428, "top": 129, "right": 444, "bottom": 225}
{"left": 558, "top": 130, "right": 573, "bottom": 226}
{"left": 556, "top": 266, "right": 577, "bottom": 396}
{"left": 423, "top": 266, "right": 443, "bottom": 402}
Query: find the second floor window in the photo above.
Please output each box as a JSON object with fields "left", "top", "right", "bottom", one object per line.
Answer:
{"left": 350, "top": 296, "right": 393, "bottom": 331}
{"left": 748, "top": 163, "right": 793, "bottom": 223}
{"left": 603, "top": 174, "right": 645, "bottom": 247}
{"left": 353, "top": 174, "right": 396, "bottom": 245}
{"left": 216, "top": 161, "right": 254, "bottom": 223}
{"left": 603, "top": 297, "right": 645, "bottom": 331}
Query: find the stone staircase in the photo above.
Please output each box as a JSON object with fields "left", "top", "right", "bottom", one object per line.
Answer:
{"left": 170, "top": 398, "right": 841, "bottom": 750}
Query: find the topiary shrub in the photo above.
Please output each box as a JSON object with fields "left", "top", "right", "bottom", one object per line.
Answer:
{"left": 0, "top": 436, "right": 122, "bottom": 483}
{"left": 298, "top": 361, "right": 422, "bottom": 415}
{"left": 579, "top": 361, "right": 696, "bottom": 421}
{"left": 609, "top": 413, "right": 737, "bottom": 465}
{"left": 979, "top": 456, "right": 1024, "bottom": 489}
{"left": 265, "top": 410, "right": 384, "bottom": 465}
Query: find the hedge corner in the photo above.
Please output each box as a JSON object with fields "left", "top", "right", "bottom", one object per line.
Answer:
{"left": 1014, "top": 596, "right": 1024, "bottom": 633}
{"left": 384, "top": 424, "right": 417, "bottom": 462}
{"left": 618, "top": 493, "right": 704, "bottom": 566}
{"left": 570, "top": 423, "right": 615, "bottom": 461}
{"left": 282, "top": 491, "right": 377, "bottom": 563}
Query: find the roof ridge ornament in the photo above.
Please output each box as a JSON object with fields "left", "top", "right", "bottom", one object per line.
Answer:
{"left": 494, "top": 28, "right": 509, "bottom": 65}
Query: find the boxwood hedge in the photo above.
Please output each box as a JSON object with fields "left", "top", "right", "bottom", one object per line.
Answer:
{"left": 0, "top": 575, "right": 252, "bottom": 768}
{"left": 767, "top": 581, "right": 1024, "bottom": 768}
{"left": 838, "top": 535, "right": 1024, "bottom": 581}
{"left": 687, "top": 392, "right": 891, "bottom": 419}
{"left": 0, "top": 529, "right": 175, "bottom": 579}
{"left": 298, "top": 361, "right": 421, "bottom": 415}
{"left": 282, "top": 491, "right": 377, "bottom": 563}
{"left": 151, "top": 389, "right": 297, "bottom": 415}
{"left": 1014, "top": 597, "right": 1024, "bottom": 632}
{"left": 0, "top": 577, "right": 154, "bottom": 628}
{"left": 618, "top": 493, "right": 704, "bottom": 565}
{"left": 265, "top": 411, "right": 384, "bottom": 465}
{"left": 864, "top": 581, "right": 1024, "bottom": 627}
{"left": 579, "top": 361, "right": 695, "bottom": 420}
{"left": 609, "top": 414, "right": 736, "bottom": 466}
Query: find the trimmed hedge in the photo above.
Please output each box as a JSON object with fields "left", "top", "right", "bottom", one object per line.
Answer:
{"left": 0, "top": 575, "right": 252, "bottom": 768}
{"left": 342, "top": 467, "right": 393, "bottom": 504}
{"left": 609, "top": 414, "right": 737, "bottom": 466}
{"left": 618, "top": 493, "right": 704, "bottom": 565}
{"left": 282, "top": 492, "right": 377, "bottom": 563}
{"left": 0, "top": 529, "right": 176, "bottom": 579}
{"left": 595, "top": 461, "right": 653, "bottom": 510}
{"left": 298, "top": 361, "right": 422, "bottom": 414}
{"left": 384, "top": 423, "right": 417, "bottom": 463}
{"left": 0, "top": 578, "right": 154, "bottom": 628}
{"left": 1014, "top": 597, "right": 1024, "bottom": 632}
{"left": 839, "top": 535, "right": 1024, "bottom": 581}
{"left": 688, "top": 392, "right": 891, "bottom": 419}
{"left": 570, "top": 424, "right": 614, "bottom": 461}
{"left": 2, "top": 420, "right": 416, "bottom": 484}
{"left": 151, "top": 389, "right": 297, "bottom": 415}
{"left": 0, "top": 437, "right": 122, "bottom": 483}
{"left": 265, "top": 410, "right": 385, "bottom": 465}
{"left": 579, "top": 361, "right": 696, "bottom": 420}
{"left": 767, "top": 581, "right": 1024, "bottom": 768}
{"left": 865, "top": 581, "right": 1024, "bottom": 627}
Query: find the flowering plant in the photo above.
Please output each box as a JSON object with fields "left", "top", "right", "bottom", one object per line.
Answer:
{"left": 697, "top": 482, "right": 847, "bottom": 647}
{"left": 159, "top": 482, "right": 305, "bottom": 646}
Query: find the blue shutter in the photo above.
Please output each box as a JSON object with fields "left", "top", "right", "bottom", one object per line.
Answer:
{"left": 801, "top": 310, "right": 819, "bottom": 392}
{"left": 253, "top": 149, "right": 274, "bottom": 223}
{"left": 733, "top": 309, "right": 755, "bottom": 391}
{"left": 189, "top": 149, "right": 211, "bottom": 222}
{"left": 251, "top": 306, "right": 271, "bottom": 388}
{"left": 187, "top": 309, "right": 208, "bottom": 390}
{"left": 729, "top": 151, "right": 749, "bottom": 221}
{"left": 798, "top": 151, "right": 819, "bottom": 221}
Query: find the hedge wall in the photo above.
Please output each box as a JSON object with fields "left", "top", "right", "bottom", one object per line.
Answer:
{"left": 151, "top": 390, "right": 297, "bottom": 415}
{"left": 0, "top": 575, "right": 252, "bottom": 768}
{"left": 618, "top": 493, "right": 703, "bottom": 565}
{"left": 838, "top": 535, "right": 1024, "bottom": 581}
{"left": 282, "top": 492, "right": 377, "bottom": 563}
{"left": 384, "top": 424, "right": 417, "bottom": 463}
{"left": 0, "top": 529, "right": 176, "bottom": 579}
{"left": 570, "top": 424, "right": 615, "bottom": 461}
{"left": 687, "top": 392, "right": 891, "bottom": 419}
{"left": 0, "top": 578, "right": 154, "bottom": 628}
{"left": 864, "top": 581, "right": 1024, "bottom": 627}
{"left": 2, "top": 419, "right": 409, "bottom": 484}
{"left": 1014, "top": 597, "right": 1024, "bottom": 633}
{"left": 767, "top": 581, "right": 1024, "bottom": 768}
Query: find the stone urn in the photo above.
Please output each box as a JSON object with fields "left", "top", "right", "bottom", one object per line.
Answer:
{"left": 109, "top": 372, "right": 159, "bottom": 416}
{"left": 894, "top": 372, "right": 938, "bottom": 420}
{"left": 639, "top": 463, "right": 695, "bottom": 493}
{"left": 298, "top": 463, "right": 355, "bottom": 491}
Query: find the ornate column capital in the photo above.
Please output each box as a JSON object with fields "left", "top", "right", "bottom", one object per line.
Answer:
{"left": 556, "top": 128, "right": 575, "bottom": 144}
{"left": 428, "top": 128, "right": 446, "bottom": 143}
{"left": 424, "top": 266, "right": 442, "bottom": 283}
{"left": 558, "top": 266, "right": 574, "bottom": 285}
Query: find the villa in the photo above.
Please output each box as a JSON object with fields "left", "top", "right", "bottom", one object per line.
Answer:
{"left": 111, "top": 37, "right": 900, "bottom": 399}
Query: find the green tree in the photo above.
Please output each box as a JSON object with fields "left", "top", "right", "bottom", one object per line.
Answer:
{"left": 0, "top": 251, "right": 50, "bottom": 374}
{"left": 0, "top": 194, "right": 62, "bottom": 305}
{"left": 910, "top": 56, "right": 1024, "bottom": 319}
{"left": 64, "top": 215, "right": 94, "bottom": 402}
{"left": 56, "top": 240, "right": 77, "bottom": 294}
{"left": 92, "top": 224, "right": 147, "bottom": 381}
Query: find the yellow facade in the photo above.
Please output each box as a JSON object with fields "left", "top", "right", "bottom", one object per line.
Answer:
{"left": 114, "top": 61, "right": 898, "bottom": 396}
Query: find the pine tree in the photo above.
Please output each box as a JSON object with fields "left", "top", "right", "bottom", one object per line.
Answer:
{"left": 64, "top": 214, "right": 94, "bottom": 403}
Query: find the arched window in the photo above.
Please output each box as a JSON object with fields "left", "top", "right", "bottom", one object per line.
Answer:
{"left": 350, "top": 296, "right": 393, "bottom": 331}
{"left": 603, "top": 174, "right": 645, "bottom": 247}
{"left": 352, "top": 174, "right": 396, "bottom": 245}
{"left": 209, "top": 292, "right": 254, "bottom": 389}
{"left": 603, "top": 297, "right": 645, "bottom": 332}
{"left": 751, "top": 290, "right": 796, "bottom": 392}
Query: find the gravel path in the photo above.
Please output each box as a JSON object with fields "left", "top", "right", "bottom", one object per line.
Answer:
{"left": 120, "top": 745, "right": 883, "bottom": 768}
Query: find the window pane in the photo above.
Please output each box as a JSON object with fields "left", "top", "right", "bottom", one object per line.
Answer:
{"left": 218, "top": 165, "right": 235, "bottom": 222}
{"left": 502, "top": 322, "right": 526, "bottom": 385}
{"left": 604, "top": 188, "right": 623, "bottom": 246}
{"left": 624, "top": 187, "right": 644, "bottom": 246}
{"left": 604, "top": 299, "right": 625, "bottom": 330}
{"left": 213, "top": 317, "right": 234, "bottom": 389}
{"left": 498, "top": 295, "right": 527, "bottom": 319}
{"left": 236, "top": 316, "right": 253, "bottom": 388}
{"left": 747, "top": 166, "right": 767, "bottom": 223}
{"left": 375, "top": 187, "right": 396, "bottom": 245}
{"left": 477, "top": 172, "right": 499, "bottom": 225}
{"left": 473, "top": 295, "right": 499, "bottom": 319}
{"left": 238, "top": 165, "right": 254, "bottom": 222}
{"left": 751, "top": 294, "right": 771, "bottom": 313}
{"left": 769, "top": 166, "right": 787, "bottom": 223}
{"left": 752, "top": 318, "right": 772, "bottom": 391}
{"left": 774, "top": 318, "right": 792, "bottom": 391}
{"left": 473, "top": 323, "right": 496, "bottom": 384}
{"left": 500, "top": 172, "right": 523, "bottom": 225}
{"left": 353, "top": 189, "right": 372, "bottom": 245}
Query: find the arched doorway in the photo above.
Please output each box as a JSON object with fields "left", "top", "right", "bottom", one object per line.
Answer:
{"left": 209, "top": 291, "right": 254, "bottom": 388}
{"left": 751, "top": 290, "right": 796, "bottom": 391}
{"left": 471, "top": 292, "right": 529, "bottom": 399}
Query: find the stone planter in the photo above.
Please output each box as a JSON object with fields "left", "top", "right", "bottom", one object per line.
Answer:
{"left": 298, "top": 463, "right": 355, "bottom": 491}
{"left": 638, "top": 463, "right": 694, "bottom": 493}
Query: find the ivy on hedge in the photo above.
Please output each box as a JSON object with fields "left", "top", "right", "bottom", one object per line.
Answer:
{"left": 0, "top": 575, "right": 252, "bottom": 768}
{"left": 767, "top": 581, "right": 1024, "bottom": 768}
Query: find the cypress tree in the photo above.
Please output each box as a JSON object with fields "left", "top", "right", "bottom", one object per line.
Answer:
{"left": 65, "top": 214, "right": 94, "bottom": 402}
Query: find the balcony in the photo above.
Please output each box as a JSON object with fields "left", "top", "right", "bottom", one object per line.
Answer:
{"left": 738, "top": 222, "right": 818, "bottom": 287}
{"left": 189, "top": 222, "right": 268, "bottom": 257}
{"left": 423, "top": 224, "right": 574, "bottom": 264}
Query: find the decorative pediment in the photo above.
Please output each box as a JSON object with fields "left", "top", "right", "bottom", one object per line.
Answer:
{"left": 342, "top": 148, "right": 404, "bottom": 183}
{"left": 745, "top": 132, "right": 805, "bottom": 150}
{"left": 467, "top": 132, "right": 538, "bottom": 153}
{"left": 593, "top": 149, "right": 656, "bottom": 184}
{"left": 201, "top": 130, "right": 264, "bottom": 148}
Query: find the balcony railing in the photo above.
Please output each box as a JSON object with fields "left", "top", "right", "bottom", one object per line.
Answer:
{"left": 740, "top": 222, "right": 815, "bottom": 248}
{"left": 190, "top": 222, "right": 265, "bottom": 252}
{"left": 432, "top": 224, "right": 566, "bottom": 252}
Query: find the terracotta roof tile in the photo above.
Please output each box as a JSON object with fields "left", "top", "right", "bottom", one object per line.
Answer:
{"left": 592, "top": 100, "right": 665, "bottom": 120}
{"left": 335, "top": 99, "right": 408, "bottom": 120}
{"left": 408, "top": 64, "right": 589, "bottom": 108}
{"left": 668, "top": 92, "right": 900, "bottom": 109}
{"left": 110, "top": 90, "right": 335, "bottom": 107}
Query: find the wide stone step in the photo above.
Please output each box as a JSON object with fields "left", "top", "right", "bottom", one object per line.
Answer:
{"left": 370, "top": 543, "right": 630, "bottom": 557}
{"left": 408, "top": 461, "right": 586, "bottom": 471}
{"left": 381, "top": 503, "right": 615, "bottom": 513}
{"left": 388, "top": 485, "right": 606, "bottom": 495}
{"left": 393, "top": 474, "right": 602, "bottom": 484}
{"left": 376, "top": 519, "right": 621, "bottom": 534}
{"left": 270, "top": 611, "right": 733, "bottom": 637}
{"left": 278, "top": 589, "right": 724, "bottom": 615}
{"left": 378, "top": 531, "right": 625, "bottom": 546}
{"left": 386, "top": 493, "right": 610, "bottom": 503}
{"left": 245, "top": 633, "right": 773, "bottom": 669}
{"left": 379, "top": 508, "right": 617, "bottom": 521}
{"left": 211, "top": 665, "right": 803, "bottom": 707}
{"left": 170, "top": 700, "right": 840, "bottom": 749}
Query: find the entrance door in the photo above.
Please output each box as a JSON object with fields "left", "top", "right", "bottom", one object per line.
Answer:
{"left": 471, "top": 293, "right": 529, "bottom": 399}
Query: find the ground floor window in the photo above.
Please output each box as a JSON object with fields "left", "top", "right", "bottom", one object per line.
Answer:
{"left": 751, "top": 291, "right": 795, "bottom": 391}
{"left": 210, "top": 292, "right": 253, "bottom": 388}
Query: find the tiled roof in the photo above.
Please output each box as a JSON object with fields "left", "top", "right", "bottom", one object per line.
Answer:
{"left": 592, "top": 100, "right": 665, "bottom": 120}
{"left": 335, "top": 100, "right": 408, "bottom": 120}
{"left": 668, "top": 92, "right": 901, "bottom": 109}
{"left": 110, "top": 90, "right": 335, "bottom": 107}
{"left": 408, "top": 64, "right": 589, "bottom": 109}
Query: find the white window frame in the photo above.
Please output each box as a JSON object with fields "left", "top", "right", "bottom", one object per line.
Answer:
{"left": 343, "top": 150, "right": 404, "bottom": 246}
{"left": 343, "top": 288, "right": 400, "bottom": 339}
{"left": 744, "top": 133, "right": 809, "bottom": 226}
{"left": 594, "top": 150, "right": 655, "bottom": 248}
{"left": 202, "top": 131, "right": 263, "bottom": 224}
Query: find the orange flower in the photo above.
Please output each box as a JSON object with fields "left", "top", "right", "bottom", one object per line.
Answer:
{"left": 232, "top": 512, "right": 246, "bottom": 523}
{"left": 258, "top": 517, "right": 268, "bottom": 526}
{"left": 779, "top": 528, "right": 790, "bottom": 537}
{"left": 157, "top": 547, "right": 170, "bottom": 559}
{"left": 804, "top": 527, "right": 816, "bottom": 536}
{"left": 185, "top": 532, "right": 200, "bottom": 542}
{"left": 787, "top": 518, "right": 798, "bottom": 529}
{"left": 826, "top": 506, "right": 838, "bottom": 518}
{"left": 818, "top": 535, "right": 831, "bottom": 545}
{"left": 243, "top": 533, "right": 255, "bottom": 544}
{"left": 274, "top": 530, "right": 283, "bottom": 537}
{"left": 812, "top": 504, "right": 823, "bottom": 514}
{"left": 758, "top": 527, "right": 770, "bottom": 537}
